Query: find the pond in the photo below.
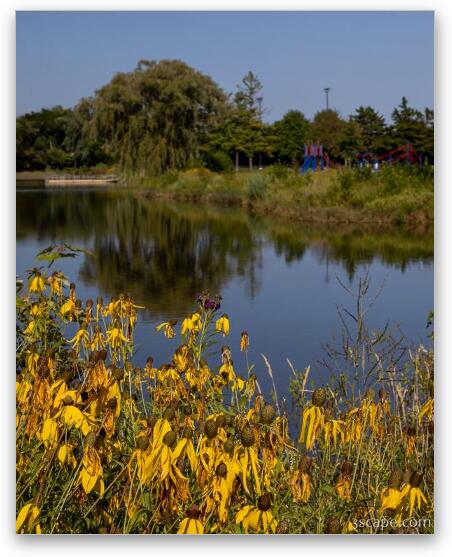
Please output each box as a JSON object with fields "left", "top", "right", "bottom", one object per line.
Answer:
{"left": 16, "top": 187, "right": 433, "bottom": 402}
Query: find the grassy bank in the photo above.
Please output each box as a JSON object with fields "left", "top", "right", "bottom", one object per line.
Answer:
{"left": 137, "top": 165, "right": 434, "bottom": 229}
{"left": 16, "top": 252, "right": 434, "bottom": 534}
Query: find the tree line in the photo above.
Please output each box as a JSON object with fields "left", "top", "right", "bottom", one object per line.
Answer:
{"left": 16, "top": 59, "right": 434, "bottom": 174}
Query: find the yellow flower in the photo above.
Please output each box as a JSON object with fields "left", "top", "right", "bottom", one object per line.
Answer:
{"left": 177, "top": 518, "right": 204, "bottom": 534}
{"left": 418, "top": 398, "right": 434, "bottom": 423}
{"left": 181, "top": 313, "right": 201, "bottom": 335}
{"left": 177, "top": 506, "right": 204, "bottom": 534}
{"left": 290, "top": 457, "right": 312, "bottom": 503}
{"left": 68, "top": 327, "right": 90, "bottom": 354}
{"left": 240, "top": 330, "right": 250, "bottom": 352}
{"left": 16, "top": 503, "right": 41, "bottom": 534}
{"left": 48, "top": 272, "right": 63, "bottom": 296}
{"left": 156, "top": 319, "right": 177, "bottom": 339}
{"left": 335, "top": 475, "right": 351, "bottom": 502}
{"left": 215, "top": 314, "right": 230, "bottom": 336}
{"left": 299, "top": 403, "right": 325, "bottom": 449}
{"left": 24, "top": 320, "right": 36, "bottom": 335}
{"left": 79, "top": 445, "right": 105, "bottom": 495}
{"left": 60, "top": 298, "right": 76, "bottom": 319}
{"left": 401, "top": 472, "right": 428, "bottom": 517}
{"left": 28, "top": 273, "right": 45, "bottom": 294}
{"left": 381, "top": 487, "right": 404, "bottom": 512}
{"left": 106, "top": 326, "right": 129, "bottom": 350}
{"left": 235, "top": 494, "right": 277, "bottom": 534}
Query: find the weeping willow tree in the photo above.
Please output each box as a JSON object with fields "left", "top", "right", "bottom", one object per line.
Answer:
{"left": 89, "top": 59, "right": 228, "bottom": 176}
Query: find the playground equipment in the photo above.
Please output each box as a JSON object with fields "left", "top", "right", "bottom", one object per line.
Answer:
{"left": 300, "top": 143, "right": 330, "bottom": 174}
{"left": 356, "top": 144, "right": 422, "bottom": 170}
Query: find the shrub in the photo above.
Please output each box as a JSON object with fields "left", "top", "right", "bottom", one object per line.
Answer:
{"left": 247, "top": 174, "right": 270, "bottom": 200}
{"left": 202, "top": 151, "right": 234, "bottom": 173}
{"left": 265, "top": 163, "right": 289, "bottom": 182}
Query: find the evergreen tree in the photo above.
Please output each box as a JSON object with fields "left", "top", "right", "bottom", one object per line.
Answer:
{"left": 385, "top": 97, "right": 434, "bottom": 161}
{"left": 351, "top": 106, "right": 388, "bottom": 154}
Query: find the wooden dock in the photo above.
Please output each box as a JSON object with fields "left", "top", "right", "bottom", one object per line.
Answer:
{"left": 45, "top": 174, "right": 119, "bottom": 186}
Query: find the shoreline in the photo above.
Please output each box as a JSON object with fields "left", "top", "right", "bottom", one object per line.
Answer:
{"left": 137, "top": 188, "right": 433, "bottom": 234}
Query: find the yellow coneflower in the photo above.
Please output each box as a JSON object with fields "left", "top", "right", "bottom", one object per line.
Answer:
{"left": 181, "top": 312, "right": 201, "bottom": 337}
{"left": 323, "top": 417, "right": 345, "bottom": 448}
{"left": 401, "top": 471, "right": 428, "bottom": 517}
{"left": 290, "top": 456, "right": 312, "bottom": 503}
{"left": 404, "top": 425, "right": 417, "bottom": 457}
{"left": 238, "top": 426, "right": 261, "bottom": 495}
{"left": 235, "top": 493, "right": 277, "bottom": 534}
{"left": 380, "top": 468, "right": 404, "bottom": 512}
{"left": 240, "top": 330, "right": 250, "bottom": 352}
{"left": 68, "top": 326, "right": 90, "bottom": 355}
{"left": 418, "top": 398, "right": 434, "bottom": 423}
{"left": 156, "top": 319, "right": 177, "bottom": 339}
{"left": 16, "top": 502, "right": 41, "bottom": 534}
{"left": 60, "top": 297, "right": 76, "bottom": 320}
{"left": 28, "top": 271, "right": 45, "bottom": 294}
{"left": 299, "top": 388, "right": 326, "bottom": 449}
{"left": 177, "top": 505, "right": 204, "bottom": 534}
{"left": 335, "top": 460, "right": 353, "bottom": 502}
{"left": 79, "top": 441, "right": 105, "bottom": 496}
{"left": 48, "top": 271, "right": 63, "bottom": 296}
{"left": 215, "top": 314, "right": 230, "bottom": 336}
{"left": 106, "top": 325, "right": 129, "bottom": 350}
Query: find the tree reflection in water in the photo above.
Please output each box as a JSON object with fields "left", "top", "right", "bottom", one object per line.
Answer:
{"left": 17, "top": 188, "right": 433, "bottom": 318}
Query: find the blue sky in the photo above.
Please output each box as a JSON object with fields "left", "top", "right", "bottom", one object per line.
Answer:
{"left": 16, "top": 11, "right": 434, "bottom": 123}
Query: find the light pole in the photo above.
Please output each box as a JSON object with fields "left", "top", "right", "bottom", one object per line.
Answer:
{"left": 324, "top": 87, "right": 331, "bottom": 110}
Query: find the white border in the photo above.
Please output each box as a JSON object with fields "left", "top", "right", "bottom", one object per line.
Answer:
{"left": 2, "top": 1, "right": 450, "bottom": 555}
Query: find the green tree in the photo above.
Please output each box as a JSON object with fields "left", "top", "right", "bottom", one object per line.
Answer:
{"left": 272, "top": 110, "right": 309, "bottom": 168}
{"left": 232, "top": 71, "right": 269, "bottom": 170}
{"left": 351, "top": 106, "right": 388, "bottom": 154}
{"left": 336, "top": 120, "right": 362, "bottom": 164}
{"left": 91, "top": 59, "right": 227, "bottom": 175}
{"left": 390, "top": 97, "right": 434, "bottom": 159}
{"left": 65, "top": 97, "right": 112, "bottom": 168}
{"left": 16, "top": 106, "right": 75, "bottom": 171}
{"left": 309, "top": 109, "right": 347, "bottom": 159}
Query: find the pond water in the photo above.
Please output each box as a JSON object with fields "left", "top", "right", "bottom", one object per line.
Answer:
{"left": 16, "top": 187, "right": 433, "bottom": 402}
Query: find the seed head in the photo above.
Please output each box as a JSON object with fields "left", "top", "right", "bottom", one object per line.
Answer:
{"left": 410, "top": 471, "right": 423, "bottom": 488}
{"left": 325, "top": 517, "right": 342, "bottom": 534}
{"left": 163, "top": 407, "right": 176, "bottom": 421}
{"left": 137, "top": 435, "right": 150, "bottom": 451}
{"left": 341, "top": 460, "right": 353, "bottom": 476}
{"left": 224, "top": 437, "right": 235, "bottom": 455}
{"left": 85, "top": 432, "right": 97, "bottom": 447}
{"left": 186, "top": 504, "right": 201, "bottom": 520}
{"left": 216, "top": 462, "right": 228, "bottom": 478}
{"left": 204, "top": 420, "right": 218, "bottom": 439}
{"left": 162, "top": 430, "right": 177, "bottom": 448}
{"left": 240, "top": 427, "right": 254, "bottom": 447}
{"left": 113, "top": 367, "right": 124, "bottom": 381}
{"left": 299, "top": 455, "right": 313, "bottom": 474}
{"left": 257, "top": 493, "right": 272, "bottom": 512}
{"left": 216, "top": 414, "right": 226, "bottom": 429}
{"left": 260, "top": 404, "right": 276, "bottom": 425}
{"left": 312, "top": 388, "right": 326, "bottom": 408}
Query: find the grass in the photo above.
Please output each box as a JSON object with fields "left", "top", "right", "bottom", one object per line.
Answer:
{"left": 16, "top": 250, "right": 434, "bottom": 534}
{"left": 136, "top": 165, "right": 434, "bottom": 229}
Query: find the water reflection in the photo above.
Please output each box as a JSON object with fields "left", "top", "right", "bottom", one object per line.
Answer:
{"left": 16, "top": 188, "right": 433, "bottom": 318}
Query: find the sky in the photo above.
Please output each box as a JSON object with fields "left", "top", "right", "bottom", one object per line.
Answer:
{"left": 16, "top": 11, "right": 434, "bottom": 123}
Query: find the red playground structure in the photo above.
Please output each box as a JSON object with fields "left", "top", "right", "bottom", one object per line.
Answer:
{"left": 356, "top": 144, "right": 423, "bottom": 170}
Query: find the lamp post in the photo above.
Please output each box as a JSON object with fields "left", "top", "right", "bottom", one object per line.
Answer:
{"left": 323, "top": 87, "right": 331, "bottom": 110}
